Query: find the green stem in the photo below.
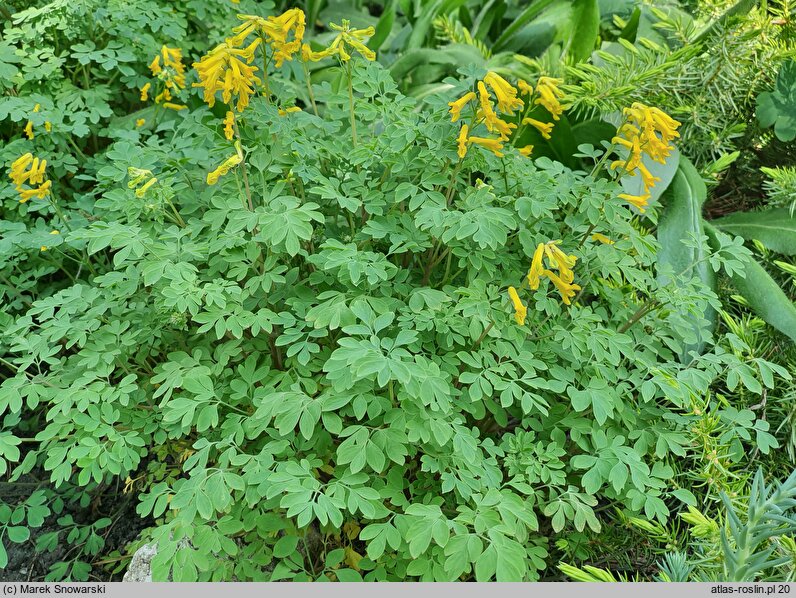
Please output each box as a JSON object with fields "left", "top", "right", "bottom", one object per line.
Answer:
{"left": 346, "top": 61, "right": 357, "bottom": 147}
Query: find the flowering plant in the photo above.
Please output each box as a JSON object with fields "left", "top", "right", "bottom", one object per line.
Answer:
{"left": 0, "top": 6, "right": 785, "bottom": 583}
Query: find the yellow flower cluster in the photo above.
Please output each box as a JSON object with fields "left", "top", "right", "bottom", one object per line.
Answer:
{"left": 301, "top": 20, "right": 376, "bottom": 63}
{"left": 449, "top": 73, "right": 567, "bottom": 159}
{"left": 8, "top": 153, "right": 51, "bottom": 203}
{"left": 128, "top": 167, "right": 158, "bottom": 198}
{"left": 527, "top": 241, "right": 581, "bottom": 305}
{"left": 232, "top": 9, "right": 306, "bottom": 68}
{"left": 139, "top": 46, "right": 186, "bottom": 110}
{"left": 207, "top": 152, "right": 243, "bottom": 185}
{"left": 193, "top": 39, "right": 262, "bottom": 113}
{"left": 611, "top": 102, "right": 681, "bottom": 212}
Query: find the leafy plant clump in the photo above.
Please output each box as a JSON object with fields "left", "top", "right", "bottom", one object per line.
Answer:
{"left": 0, "top": 4, "right": 789, "bottom": 583}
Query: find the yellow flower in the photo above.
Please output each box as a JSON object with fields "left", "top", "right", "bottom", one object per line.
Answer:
{"left": 149, "top": 55, "right": 162, "bottom": 75}
{"left": 507, "top": 286, "right": 527, "bottom": 326}
{"left": 301, "top": 43, "right": 335, "bottom": 62}
{"left": 544, "top": 269, "right": 581, "bottom": 305}
{"left": 522, "top": 117, "right": 553, "bottom": 140}
{"left": 517, "top": 79, "right": 533, "bottom": 96}
{"left": 17, "top": 180, "right": 52, "bottom": 203}
{"left": 44, "top": 122, "right": 52, "bottom": 132}
{"left": 277, "top": 106, "right": 301, "bottom": 116}
{"left": 519, "top": 145, "right": 533, "bottom": 157}
{"left": 457, "top": 124, "right": 469, "bottom": 159}
{"left": 476, "top": 81, "right": 502, "bottom": 135}
{"left": 543, "top": 241, "right": 577, "bottom": 284}
{"left": 468, "top": 135, "right": 504, "bottom": 158}
{"left": 136, "top": 118, "right": 146, "bottom": 128}
{"left": 192, "top": 39, "right": 262, "bottom": 112}
{"left": 527, "top": 243, "right": 545, "bottom": 290}
{"left": 534, "top": 76, "right": 566, "bottom": 121}
{"left": 24, "top": 120, "right": 33, "bottom": 139}
{"left": 484, "top": 72, "right": 523, "bottom": 114}
{"left": 135, "top": 177, "right": 158, "bottom": 198}
{"left": 618, "top": 192, "right": 651, "bottom": 212}
{"left": 33, "top": 103, "right": 40, "bottom": 113}
{"left": 223, "top": 111, "right": 235, "bottom": 140}
{"left": 140, "top": 82, "right": 151, "bottom": 101}
{"left": 162, "top": 102, "right": 188, "bottom": 111}
{"left": 591, "top": 233, "right": 614, "bottom": 245}
{"left": 207, "top": 153, "right": 243, "bottom": 185}
{"left": 235, "top": 9, "right": 307, "bottom": 67}
{"left": 448, "top": 91, "right": 475, "bottom": 123}
{"left": 155, "top": 87, "right": 172, "bottom": 103}
{"left": 637, "top": 162, "right": 660, "bottom": 191}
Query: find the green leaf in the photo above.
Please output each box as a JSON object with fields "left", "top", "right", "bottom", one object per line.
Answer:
{"left": 493, "top": 0, "right": 558, "bottom": 51}
{"left": 657, "top": 155, "right": 716, "bottom": 358}
{"left": 564, "top": 0, "right": 600, "bottom": 63}
{"left": 368, "top": 0, "right": 396, "bottom": 52}
{"left": 705, "top": 222, "right": 796, "bottom": 343}
{"left": 712, "top": 208, "right": 796, "bottom": 255}
{"left": 273, "top": 535, "right": 299, "bottom": 558}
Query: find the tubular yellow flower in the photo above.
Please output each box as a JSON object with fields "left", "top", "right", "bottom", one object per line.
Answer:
{"left": 9, "top": 154, "right": 33, "bottom": 185}
{"left": 44, "top": 122, "right": 52, "bottom": 132}
{"left": 484, "top": 72, "right": 523, "bottom": 114}
{"left": 543, "top": 241, "right": 577, "bottom": 284}
{"left": 591, "top": 233, "right": 615, "bottom": 245}
{"left": 527, "top": 243, "right": 545, "bottom": 290}
{"left": 207, "top": 153, "right": 243, "bottom": 186}
{"left": 155, "top": 87, "right": 172, "bottom": 103}
{"left": 136, "top": 118, "right": 146, "bottom": 127}
{"left": 457, "top": 124, "right": 469, "bottom": 159}
{"left": 301, "top": 43, "right": 335, "bottom": 62}
{"left": 637, "top": 162, "right": 660, "bottom": 190}
{"left": 277, "top": 106, "right": 301, "bottom": 116}
{"left": 522, "top": 117, "right": 553, "bottom": 140}
{"left": 140, "top": 82, "right": 151, "bottom": 101}
{"left": 150, "top": 55, "right": 161, "bottom": 75}
{"left": 477, "top": 81, "right": 499, "bottom": 127}
{"left": 135, "top": 177, "right": 158, "bottom": 198}
{"left": 544, "top": 269, "right": 581, "bottom": 305}
{"left": 517, "top": 79, "right": 533, "bottom": 96}
{"left": 534, "top": 76, "right": 566, "bottom": 121}
{"left": 162, "top": 102, "right": 188, "bottom": 111}
{"left": 618, "top": 192, "right": 651, "bottom": 212}
{"left": 223, "top": 111, "right": 235, "bottom": 140}
{"left": 17, "top": 180, "right": 51, "bottom": 203}
{"left": 468, "top": 135, "right": 504, "bottom": 158}
{"left": 448, "top": 91, "right": 475, "bottom": 123}
{"left": 33, "top": 104, "right": 40, "bottom": 113}
{"left": 507, "top": 286, "right": 527, "bottom": 326}
{"left": 24, "top": 121, "right": 33, "bottom": 139}
{"left": 519, "top": 145, "right": 533, "bottom": 157}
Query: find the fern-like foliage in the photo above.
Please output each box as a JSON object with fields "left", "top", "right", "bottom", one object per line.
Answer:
{"left": 432, "top": 15, "right": 491, "bottom": 59}
{"left": 721, "top": 468, "right": 796, "bottom": 581}
{"left": 762, "top": 166, "right": 796, "bottom": 215}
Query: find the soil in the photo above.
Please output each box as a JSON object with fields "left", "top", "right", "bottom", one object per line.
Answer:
{"left": 0, "top": 476, "right": 153, "bottom": 582}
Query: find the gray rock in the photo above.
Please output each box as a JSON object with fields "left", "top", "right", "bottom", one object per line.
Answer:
{"left": 122, "top": 543, "right": 158, "bottom": 582}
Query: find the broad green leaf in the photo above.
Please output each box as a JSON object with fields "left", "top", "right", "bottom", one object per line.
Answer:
{"left": 712, "top": 208, "right": 796, "bottom": 255}
{"left": 657, "top": 155, "right": 716, "bottom": 358}
{"left": 563, "top": 0, "right": 600, "bottom": 63}
{"left": 706, "top": 222, "right": 796, "bottom": 343}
